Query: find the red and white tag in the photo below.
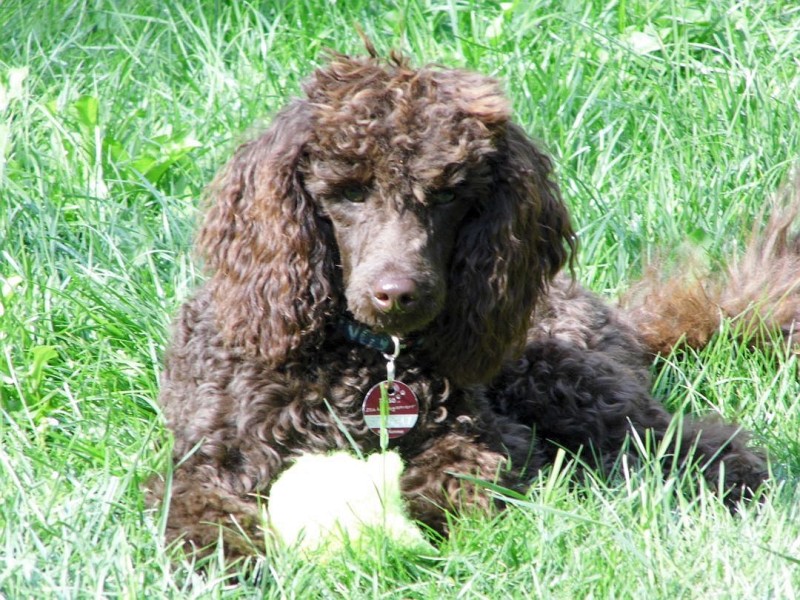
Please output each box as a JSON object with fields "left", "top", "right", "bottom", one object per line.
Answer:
{"left": 362, "top": 381, "right": 419, "bottom": 438}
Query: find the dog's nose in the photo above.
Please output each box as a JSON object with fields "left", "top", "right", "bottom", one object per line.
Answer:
{"left": 371, "top": 277, "right": 419, "bottom": 313}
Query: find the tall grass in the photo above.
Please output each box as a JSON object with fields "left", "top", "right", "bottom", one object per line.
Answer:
{"left": 1, "top": 0, "right": 799, "bottom": 597}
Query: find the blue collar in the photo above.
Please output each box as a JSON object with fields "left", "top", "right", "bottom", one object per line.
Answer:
{"left": 336, "top": 319, "right": 414, "bottom": 354}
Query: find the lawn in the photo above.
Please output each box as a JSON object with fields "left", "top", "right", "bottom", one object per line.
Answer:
{"left": 1, "top": 0, "right": 799, "bottom": 597}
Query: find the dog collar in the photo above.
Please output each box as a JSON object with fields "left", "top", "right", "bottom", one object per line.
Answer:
{"left": 336, "top": 318, "right": 422, "bottom": 440}
{"left": 336, "top": 319, "right": 410, "bottom": 354}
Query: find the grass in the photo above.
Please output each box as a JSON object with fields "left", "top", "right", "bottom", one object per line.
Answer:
{"left": 1, "top": 0, "right": 799, "bottom": 596}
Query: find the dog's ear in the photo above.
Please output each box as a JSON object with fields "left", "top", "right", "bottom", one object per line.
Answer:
{"left": 430, "top": 123, "right": 575, "bottom": 385}
{"left": 197, "top": 101, "right": 339, "bottom": 365}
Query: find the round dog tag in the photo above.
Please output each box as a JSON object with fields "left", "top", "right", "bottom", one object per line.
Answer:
{"left": 362, "top": 381, "right": 419, "bottom": 438}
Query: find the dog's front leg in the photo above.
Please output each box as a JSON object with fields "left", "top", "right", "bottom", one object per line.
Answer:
{"left": 399, "top": 433, "right": 510, "bottom": 535}
{"left": 148, "top": 464, "right": 267, "bottom": 560}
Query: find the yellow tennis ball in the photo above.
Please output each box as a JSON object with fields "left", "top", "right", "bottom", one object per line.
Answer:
{"left": 268, "top": 451, "right": 428, "bottom": 554}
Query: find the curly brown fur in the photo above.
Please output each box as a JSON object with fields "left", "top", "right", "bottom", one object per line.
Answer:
{"left": 623, "top": 174, "right": 800, "bottom": 354}
{"left": 149, "top": 52, "right": 779, "bottom": 559}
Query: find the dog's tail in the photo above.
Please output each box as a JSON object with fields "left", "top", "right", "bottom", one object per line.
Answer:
{"left": 621, "top": 174, "right": 800, "bottom": 356}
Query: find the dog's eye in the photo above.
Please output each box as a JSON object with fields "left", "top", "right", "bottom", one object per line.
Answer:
{"left": 430, "top": 190, "right": 456, "bottom": 206}
{"left": 341, "top": 185, "right": 368, "bottom": 203}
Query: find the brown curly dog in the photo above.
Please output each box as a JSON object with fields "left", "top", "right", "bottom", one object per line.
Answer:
{"left": 150, "top": 50, "right": 800, "bottom": 558}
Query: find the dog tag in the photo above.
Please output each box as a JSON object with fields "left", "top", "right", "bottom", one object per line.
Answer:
{"left": 362, "top": 381, "right": 419, "bottom": 438}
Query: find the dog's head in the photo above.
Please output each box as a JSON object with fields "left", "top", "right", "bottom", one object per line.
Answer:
{"left": 199, "top": 53, "right": 574, "bottom": 384}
